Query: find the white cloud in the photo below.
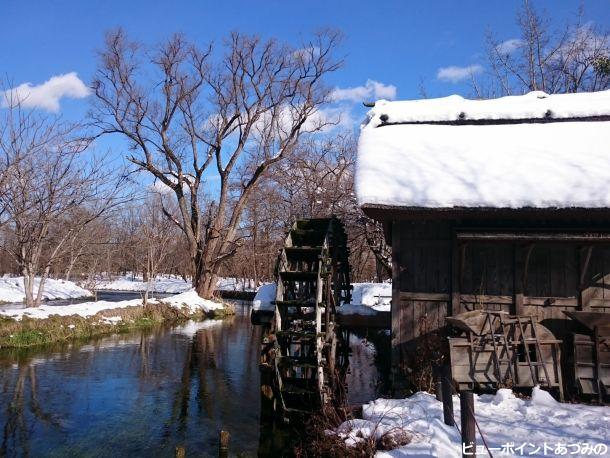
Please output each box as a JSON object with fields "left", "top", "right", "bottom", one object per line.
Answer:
{"left": 437, "top": 64, "right": 483, "bottom": 83}
{"left": 331, "top": 79, "right": 397, "bottom": 103}
{"left": 496, "top": 38, "right": 524, "bottom": 54}
{"left": 304, "top": 105, "right": 355, "bottom": 132}
{"left": 1, "top": 72, "right": 90, "bottom": 112}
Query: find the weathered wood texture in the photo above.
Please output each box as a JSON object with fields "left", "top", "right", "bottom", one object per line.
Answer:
{"left": 391, "top": 220, "right": 610, "bottom": 371}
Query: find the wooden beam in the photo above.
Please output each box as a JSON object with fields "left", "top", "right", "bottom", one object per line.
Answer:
{"left": 457, "top": 231, "right": 610, "bottom": 243}
{"left": 400, "top": 292, "right": 450, "bottom": 302}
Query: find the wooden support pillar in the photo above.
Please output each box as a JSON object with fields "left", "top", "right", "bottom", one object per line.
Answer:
{"left": 513, "top": 244, "right": 524, "bottom": 316}
{"left": 514, "top": 244, "right": 533, "bottom": 316}
{"left": 450, "top": 236, "right": 463, "bottom": 317}
{"left": 460, "top": 390, "right": 476, "bottom": 458}
{"left": 578, "top": 245, "right": 593, "bottom": 311}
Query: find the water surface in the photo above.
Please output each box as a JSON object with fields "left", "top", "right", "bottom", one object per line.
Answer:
{"left": 0, "top": 299, "right": 388, "bottom": 457}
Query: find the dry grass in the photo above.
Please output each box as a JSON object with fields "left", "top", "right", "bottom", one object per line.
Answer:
{"left": 0, "top": 301, "right": 226, "bottom": 349}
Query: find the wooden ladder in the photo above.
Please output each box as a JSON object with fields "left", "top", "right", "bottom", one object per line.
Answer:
{"left": 484, "top": 312, "right": 516, "bottom": 385}
{"left": 515, "top": 315, "right": 552, "bottom": 388}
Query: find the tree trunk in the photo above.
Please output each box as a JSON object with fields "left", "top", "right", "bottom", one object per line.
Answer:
{"left": 22, "top": 269, "right": 35, "bottom": 307}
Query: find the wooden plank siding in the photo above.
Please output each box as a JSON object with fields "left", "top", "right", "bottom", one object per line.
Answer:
{"left": 391, "top": 221, "right": 610, "bottom": 371}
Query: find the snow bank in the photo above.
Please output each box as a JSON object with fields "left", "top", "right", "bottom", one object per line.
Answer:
{"left": 357, "top": 91, "right": 610, "bottom": 209}
{"left": 349, "top": 283, "right": 391, "bottom": 312}
{"left": 94, "top": 275, "right": 255, "bottom": 293}
{"left": 334, "top": 388, "right": 610, "bottom": 457}
{"left": 0, "top": 276, "right": 93, "bottom": 303}
{"left": 0, "top": 299, "right": 143, "bottom": 320}
{"left": 252, "top": 283, "right": 276, "bottom": 311}
{"left": 0, "top": 290, "right": 227, "bottom": 321}
{"left": 159, "top": 290, "right": 225, "bottom": 314}
{"left": 252, "top": 282, "right": 391, "bottom": 315}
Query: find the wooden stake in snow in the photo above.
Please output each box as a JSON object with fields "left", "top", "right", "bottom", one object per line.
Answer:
{"left": 441, "top": 364, "right": 454, "bottom": 426}
{"left": 460, "top": 390, "right": 476, "bottom": 458}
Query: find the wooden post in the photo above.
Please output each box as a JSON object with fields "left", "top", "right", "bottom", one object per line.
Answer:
{"left": 175, "top": 446, "right": 185, "bottom": 458}
{"left": 450, "top": 237, "right": 461, "bottom": 316}
{"left": 578, "top": 246, "right": 593, "bottom": 311}
{"left": 441, "top": 364, "right": 454, "bottom": 426}
{"left": 460, "top": 390, "right": 476, "bottom": 458}
{"left": 219, "top": 430, "right": 230, "bottom": 457}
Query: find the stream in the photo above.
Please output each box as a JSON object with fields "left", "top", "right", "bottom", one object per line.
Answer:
{"left": 0, "top": 295, "right": 389, "bottom": 457}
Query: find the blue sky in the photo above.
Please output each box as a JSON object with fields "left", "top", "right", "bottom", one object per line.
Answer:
{"left": 2, "top": 1, "right": 609, "bottom": 114}
{"left": 1, "top": 0, "right": 609, "bottom": 172}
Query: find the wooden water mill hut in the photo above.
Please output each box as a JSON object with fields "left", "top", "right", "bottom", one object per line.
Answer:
{"left": 356, "top": 90, "right": 610, "bottom": 400}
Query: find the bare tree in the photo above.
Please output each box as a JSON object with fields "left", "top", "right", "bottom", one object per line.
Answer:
{"left": 482, "top": 1, "right": 610, "bottom": 96}
{"left": 92, "top": 29, "right": 342, "bottom": 298}
{"left": 0, "top": 103, "right": 125, "bottom": 306}
{"left": 268, "top": 133, "right": 391, "bottom": 281}
{"left": 137, "top": 196, "right": 177, "bottom": 306}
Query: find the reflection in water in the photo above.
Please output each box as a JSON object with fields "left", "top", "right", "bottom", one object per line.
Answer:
{"left": 0, "top": 302, "right": 388, "bottom": 457}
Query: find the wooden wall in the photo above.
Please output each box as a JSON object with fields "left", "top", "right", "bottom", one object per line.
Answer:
{"left": 391, "top": 220, "right": 610, "bottom": 373}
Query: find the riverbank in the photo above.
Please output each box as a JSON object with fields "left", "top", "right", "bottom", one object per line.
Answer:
{"left": 0, "top": 291, "right": 234, "bottom": 348}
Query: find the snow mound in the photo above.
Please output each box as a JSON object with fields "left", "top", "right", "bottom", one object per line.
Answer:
{"left": 334, "top": 390, "right": 610, "bottom": 456}
{"left": 160, "top": 290, "right": 224, "bottom": 313}
{"left": 341, "top": 282, "right": 391, "bottom": 314}
{"left": 0, "top": 276, "right": 92, "bottom": 303}
{"left": 252, "top": 283, "right": 276, "bottom": 311}
{"left": 357, "top": 91, "right": 610, "bottom": 209}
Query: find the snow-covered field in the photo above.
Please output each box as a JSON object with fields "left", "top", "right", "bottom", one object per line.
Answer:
{"left": 94, "top": 275, "right": 256, "bottom": 293}
{"left": 333, "top": 388, "right": 610, "bottom": 457}
{"left": 252, "top": 281, "right": 391, "bottom": 315}
{"left": 0, "top": 289, "right": 226, "bottom": 321}
{"left": 0, "top": 276, "right": 93, "bottom": 304}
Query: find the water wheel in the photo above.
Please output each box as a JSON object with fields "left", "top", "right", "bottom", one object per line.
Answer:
{"left": 260, "top": 217, "right": 351, "bottom": 420}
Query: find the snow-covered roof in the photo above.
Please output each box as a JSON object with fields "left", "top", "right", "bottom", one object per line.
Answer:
{"left": 356, "top": 90, "right": 610, "bottom": 210}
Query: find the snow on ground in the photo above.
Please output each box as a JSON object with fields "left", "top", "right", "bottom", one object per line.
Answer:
{"left": 159, "top": 290, "right": 225, "bottom": 313}
{"left": 252, "top": 282, "right": 391, "bottom": 315}
{"left": 0, "top": 289, "right": 227, "bottom": 321}
{"left": 333, "top": 388, "right": 610, "bottom": 457}
{"left": 357, "top": 91, "right": 610, "bottom": 209}
{"left": 0, "top": 276, "right": 93, "bottom": 303}
{"left": 0, "top": 299, "right": 144, "bottom": 320}
{"left": 94, "top": 275, "right": 256, "bottom": 293}
{"left": 94, "top": 276, "right": 190, "bottom": 293}
{"left": 339, "top": 282, "right": 391, "bottom": 316}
